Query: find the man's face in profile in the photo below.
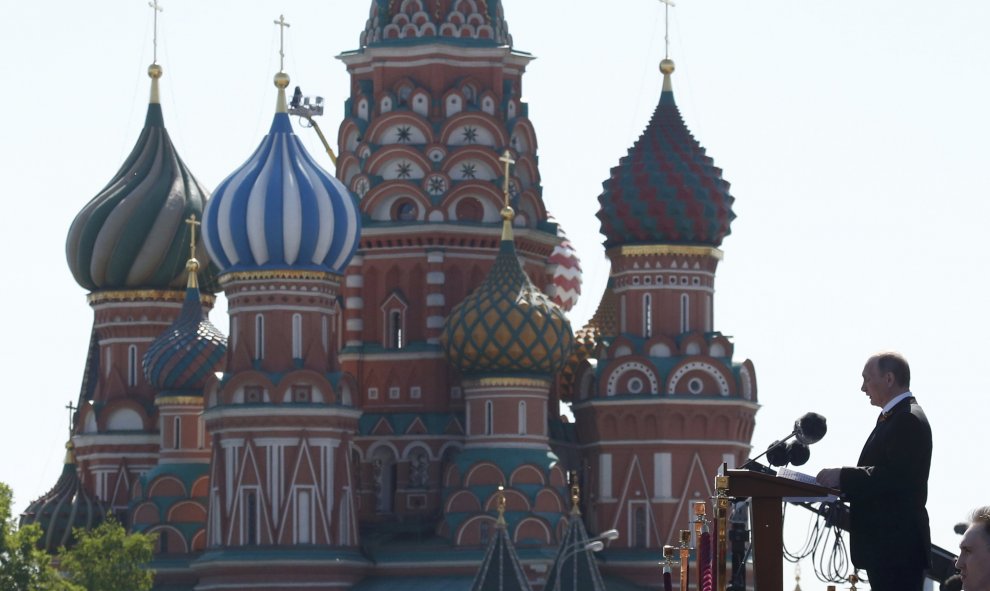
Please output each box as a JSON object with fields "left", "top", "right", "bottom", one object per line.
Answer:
{"left": 957, "top": 523, "right": 990, "bottom": 591}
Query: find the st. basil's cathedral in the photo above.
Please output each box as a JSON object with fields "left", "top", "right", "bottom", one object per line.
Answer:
{"left": 22, "top": 1, "right": 758, "bottom": 589}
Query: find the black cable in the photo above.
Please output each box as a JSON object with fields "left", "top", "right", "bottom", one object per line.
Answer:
{"left": 781, "top": 501, "right": 853, "bottom": 584}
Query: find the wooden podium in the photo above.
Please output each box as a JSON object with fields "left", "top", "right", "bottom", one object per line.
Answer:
{"left": 724, "top": 469, "right": 835, "bottom": 590}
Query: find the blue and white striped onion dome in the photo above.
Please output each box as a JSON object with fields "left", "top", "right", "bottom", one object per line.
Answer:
{"left": 203, "top": 111, "right": 361, "bottom": 275}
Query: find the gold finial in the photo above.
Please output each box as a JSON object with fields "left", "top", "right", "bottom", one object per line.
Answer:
{"left": 184, "top": 214, "right": 201, "bottom": 289}
{"left": 657, "top": 0, "right": 676, "bottom": 92}
{"left": 63, "top": 440, "right": 76, "bottom": 465}
{"left": 661, "top": 545, "right": 675, "bottom": 572}
{"left": 146, "top": 0, "right": 164, "bottom": 106}
{"left": 848, "top": 572, "right": 860, "bottom": 591}
{"left": 569, "top": 471, "right": 581, "bottom": 516}
{"left": 660, "top": 58, "right": 676, "bottom": 93}
{"left": 496, "top": 484, "right": 507, "bottom": 526}
{"left": 498, "top": 150, "right": 516, "bottom": 240}
{"left": 273, "top": 15, "right": 292, "bottom": 112}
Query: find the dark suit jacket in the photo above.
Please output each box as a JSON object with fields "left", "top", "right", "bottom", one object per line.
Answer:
{"left": 839, "top": 396, "right": 932, "bottom": 570}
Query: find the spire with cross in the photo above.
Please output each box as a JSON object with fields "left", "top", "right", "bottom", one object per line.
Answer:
{"left": 185, "top": 213, "right": 200, "bottom": 261}
{"left": 499, "top": 150, "right": 515, "bottom": 209}
{"left": 184, "top": 214, "right": 201, "bottom": 288}
{"left": 498, "top": 150, "right": 516, "bottom": 240}
{"left": 146, "top": 1, "right": 165, "bottom": 103}
{"left": 64, "top": 401, "right": 77, "bottom": 438}
{"left": 274, "top": 14, "right": 291, "bottom": 73}
{"left": 495, "top": 484, "right": 507, "bottom": 526}
{"left": 658, "top": 0, "right": 676, "bottom": 59}
{"left": 148, "top": 0, "right": 164, "bottom": 64}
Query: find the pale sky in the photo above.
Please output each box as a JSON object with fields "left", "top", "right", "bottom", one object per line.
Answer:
{"left": 2, "top": 1, "right": 988, "bottom": 587}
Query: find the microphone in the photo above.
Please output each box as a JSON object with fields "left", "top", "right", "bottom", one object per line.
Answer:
{"left": 764, "top": 440, "right": 811, "bottom": 467}
{"left": 794, "top": 412, "right": 827, "bottom": 445}
{"left": 743, "top": 412, "right": 827, "bottom": 470}
{"left": 787, "top": 441, "right": 811, "bottom": 466}
{"left": 941, "top": 575, "right": 962, "bottom": 591}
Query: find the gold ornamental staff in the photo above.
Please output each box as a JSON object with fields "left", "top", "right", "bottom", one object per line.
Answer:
{"left": 713, "top": 474, "right": 730, "bottom": 591}
{"left": 679, "top": 529, "right": 690, "bottom": 590}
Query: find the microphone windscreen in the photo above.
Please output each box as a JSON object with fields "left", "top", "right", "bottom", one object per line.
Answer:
{"left": 787, "top": 441, "right": 810, "bottom": 466}
{"left": 941, "top": 575, "right": 963, "bottom": 591}
{"left": 766, "top": 440, "right": 789, "bottom": 467}
{"left": 795, "top": 412, "right": 828, "bottom": 445}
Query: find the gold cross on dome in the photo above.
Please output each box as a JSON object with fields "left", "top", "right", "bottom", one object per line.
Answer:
{"left": 65, "top": 401, "right": 77, "bottom": 436}
{"left": 657, "top": 0, "right": 675, "bottom": 59}
{"left": 185, "top": 214, "right": 200, "bottom": 260}
{"left": 496, "top": 484, "right": 507, "bottom": 525}
{"left": 273, "top": 14, "right": 291, "bottom": 72}
{"left": 499, "top": 150, "right": 515, "bottom": 208}
{"left": 148, "top": 0, "right": 164, "bottom": 64}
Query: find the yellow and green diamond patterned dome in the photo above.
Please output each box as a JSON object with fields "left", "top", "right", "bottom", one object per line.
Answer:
{"left": 442, "top": 213, "right": 573, "bottom": 376}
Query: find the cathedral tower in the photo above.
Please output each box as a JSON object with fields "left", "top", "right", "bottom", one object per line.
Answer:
{"left": 196, "top": 50, "right": 365, "bottom": 587}
{"left": 439, "top": 171, "right": 574, "bottom": 555}
{"left": 64, "top": 62, "right": 216, "bottom": 520}
{"left": 334, "top": 0, "right": 571, "bottom": 523}
{"left": 568, "top": 58, "right": 758, "bottom": 586}
{"left": 128, "top": 221, "right": 227, "bottom": 573}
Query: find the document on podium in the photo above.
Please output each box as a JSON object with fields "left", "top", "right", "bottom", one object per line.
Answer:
{"left": 777, "top": 467, "right": 839, "bottom": 503}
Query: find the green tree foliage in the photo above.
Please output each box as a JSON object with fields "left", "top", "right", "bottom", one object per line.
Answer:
{"left": 0, "top": 482, "right": 80, "bottom": 591}
{"left": 59, "top": 518, "right": 155, "bottom": 591}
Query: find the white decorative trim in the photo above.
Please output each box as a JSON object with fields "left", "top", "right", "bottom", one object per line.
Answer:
{"left": 606, "top": 361, "right": 660, "bottom": 396}
{"left": 667, "top": 362, "right": 731, "bottom": 396}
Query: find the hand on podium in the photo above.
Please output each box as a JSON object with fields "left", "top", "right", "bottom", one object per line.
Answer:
{"left": 816, "top": 468, "right": 841, "bottom": 489}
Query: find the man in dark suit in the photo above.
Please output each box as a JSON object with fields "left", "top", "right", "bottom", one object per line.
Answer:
{"left": 817, "top": 352, "right": 932, "bottom": 591}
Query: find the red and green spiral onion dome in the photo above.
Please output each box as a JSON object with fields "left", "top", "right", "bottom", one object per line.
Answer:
{"left": 597, "top": 59, "right": 735, "bottom": 249}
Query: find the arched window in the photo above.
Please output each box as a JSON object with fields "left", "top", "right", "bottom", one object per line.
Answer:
{"left": 371, "top": 447, "right": 397, "bottom": 514}
{"left": 295, "top": 488, "right": 313, "bottom": 544}
{"left": 322, "top": 316, "right": 329, "bottom": 352}
{"left": 127, "top": 345, "right": 138, "bottom": 387}
{"left": 245, "top": 490, "right": 258, "bottom": 545}
{"left": 643, "top": 294, "right": 652, "bottom": 339}
{"left": 230, "top": 317, "right": 238, "bottom": 350}
{"left": 254, "top": 314, "right": 265, "bottom": 360}
{"left": 485, "top": 401, "right": 494, "bottom": 435}
{"left": 680, "top": 294, "right": 690, "bottom": 333}
{"left": 631, "top": 503, "right": 648, "bottom": 548}
{"left": 173, "top": 417, "right": 181, "bottom": 450}
{"left": 292, "top": 313, "right": 302, "bottom": 359}
{"left": 518, "top": 401, "right": 527, "bottom": 435}
{"left": 389, "top": 310, "right": 403, "bottom": 349}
